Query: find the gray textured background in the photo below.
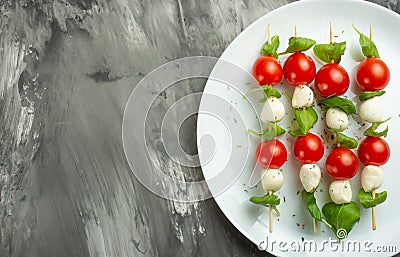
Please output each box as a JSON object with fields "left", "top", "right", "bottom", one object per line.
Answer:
{"left": 1, "top": 0, "right": 399, "bottom": 256}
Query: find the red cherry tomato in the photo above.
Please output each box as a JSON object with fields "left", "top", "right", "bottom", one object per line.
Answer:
{"left": 252, "top": 56, "right": 283, "bottom": 86}
{"left": 356, "top": 57, "right": 390, "bottom": 91}
{"left": 255, "top": 139, "right": 287, "bottom": 169}
{"left": 358, "top": 136, "right": 390, "bottom": 166}
{"left": 293, "top": 133, "right": 324, "bottom": 164}
{"left": 283, "top": 52, "right": 316, "bottom": 86}
{"left": 326, "top": 147, "right": 358, "bottom": 180}
{"left": 315, "top": 63, "right": 350, "bottom": 98}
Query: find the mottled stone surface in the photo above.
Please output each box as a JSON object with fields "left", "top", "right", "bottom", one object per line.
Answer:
{"left": 0, "top": 0, "right": 399, "bottom": 256}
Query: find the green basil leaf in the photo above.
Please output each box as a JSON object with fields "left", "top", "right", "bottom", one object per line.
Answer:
{"left": 318, "top": 96, "right": 356, "bottom": 115}
{"left": 272, "top": 206, "right": 281, "bottom": 216}
{"left": 358, "top": 188, "right": 387, "bottom": 209}
{"left": 260, "top": 85, "right": 282, "bottom": 98}
{"left": 359, "top": 91, "right": 385, "bottom": 102}
{"left": 260, "top": 35, "right": 280, "bottom": 58}
{"left": 248, "top": 122, "right": 286, "bottom": 140}
{"left": 290, "top": 128, "right": 306, "bottom": 137}
{"left": 281, "top": 37, "right": 316, "bottom": 54}
{"left": 313, "top": 42, "right": 346, "bottom": 64}
{"left": 301, "top": 190, "right": 322, "bottom": 221}
{"left": 364, "top": 122, "right": 389, "bottom": 137}
{"left": 248, "top": 129, "right": 262, "bottom": 137}
{"left": 322, "top": 202, "right": 360, "bottom": 240}
{"left": 352, "top": 24, "right": 380, "bottom": 58}
{"left": 334, "top": 133, "right": 358, "bottom": 149}
{"left": 294, "top": 107, "right": 318, "bottom": 134}
{"left": 250, "top": 194, "right": 280, "bottom": 206}
{"left": 364, "top": 118, "right": 390, "bottom": 137}
{"left": 246, "top": 85, "right": 281, "bottom": 103}
{"left": 262, "top": 122, "right": 286, "bottom": 140}
{"left": 250, "top": 193, "right": 281, "bottom": 216}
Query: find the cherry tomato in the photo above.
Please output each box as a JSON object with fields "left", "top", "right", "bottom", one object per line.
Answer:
{"left": 252, "top": 56, "right": 283, "bottom": 86}
{"left": 356, "top": 57, "right": 390, "bottom": 91}
{"left": 255, "top": 139, "right": 287, "bottom": 169}
{"left": 293, "top": 133, "right": 324, "bottom": 164}
{"left": 358, "top": 136, "right": 390, "bottom": 166}
{"left": 315, "top": 63, "right": 350, "bottom": 98}
{"left": 326, "top": 147, "right": 358, "bottom": 180}
{"left": 283, "top": 52, "right": 316, "bottom": 86}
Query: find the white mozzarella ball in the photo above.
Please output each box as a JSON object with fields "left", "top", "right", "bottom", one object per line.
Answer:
{"left": 292, "top": 85, "right": 314, "bottom": 108}
{"left": 260, "top": 96, "right": 285, "bottom": 123}
{"left": 359, "top": 96, "right": 384, "bottom": 123}
{"left": 299, "top": 164, "right": 321, "bottom": 192}
{"left": 262, "top": 169, "right": 284, "bottom": 192}
{"left": 329, "top": 180, "right": 352, "bottom": 204}
{"left": 326, "top": 108, "right": 349, "bottom": 131}
{"left": 361, "top": 165, "right": 384, "bottom": 192}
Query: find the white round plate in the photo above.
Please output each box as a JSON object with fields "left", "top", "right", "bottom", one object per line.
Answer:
{"left": 197, "top": 0, "right": 400, "bottom": 256}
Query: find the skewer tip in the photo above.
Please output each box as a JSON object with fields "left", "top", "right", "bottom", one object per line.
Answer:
{"left": 267, "top": 24, "right": 271, "bottom": 46}
{"left": 313, "top": 218, "right": 318, "bottom": 234}
{"left": 369, "top": 24, "right": 373, "bottom": 41}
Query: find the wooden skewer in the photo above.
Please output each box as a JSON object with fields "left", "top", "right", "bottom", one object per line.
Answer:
{"left": 295, "top": 23, "right": 318, "bottom": 234}
{"left": 268, "top": 190, "right": 273, "bottom": 233}
{"left": 329, "top": 22, "right": 335, "bottom": 64}
{"left": 372, "top": 189, "right": 377, "bottom": 230}
{"left": 299, "top": 22, "right": 319, "bottom": 234}
{"left": 267, "top": 23, "right": 271, "bottom": 46}
{"left": 313, "top": 217, "right": 318, "bottom": 234}
{"left": 370, "top": 24, "right": 373, "bottom": 41}
{"left": 313, "top": 192, "right": 318, "bottom": 234}
{"left": 369, "top": 24, "right": 377, "bottom": 231}
{"left": 267, "top": 23, "right": 273, "bottom": 234}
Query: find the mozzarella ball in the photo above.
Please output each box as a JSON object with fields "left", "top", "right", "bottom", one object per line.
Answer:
{"left": 361, "top": 165, "right": 384, "bottom": 192}
{"left": 292, "top": 85, "right": 314, "bottom": 108}
{"left": 359, "top": 96, "right": 384, "bottom": 123}
{"left": 262, "top": 169, "right": 284, "bottom": 192}
{"left": 260, "top": 96, "right": 285, "bottom": 123}
{"left": 326, "top": 108, "right": 349, "bottom": 131}
{"left": 299, "top": 164, "right": 321, "bottom": 192}
{"left": 329, "top": 180, "right": 352, "bottom": 204}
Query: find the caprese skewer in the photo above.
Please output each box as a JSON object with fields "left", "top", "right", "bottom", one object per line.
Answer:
{"left": 353, "top": 25, "right": 390, "bottom": 231}
{"left": 248, "top": 24, "right": 287, "bottom": 234}
{"left": 280, "top": 26, "right": 324, "bottom": 234}
{"left": 314, "top": 23, "right": 360, "bottom": 239}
